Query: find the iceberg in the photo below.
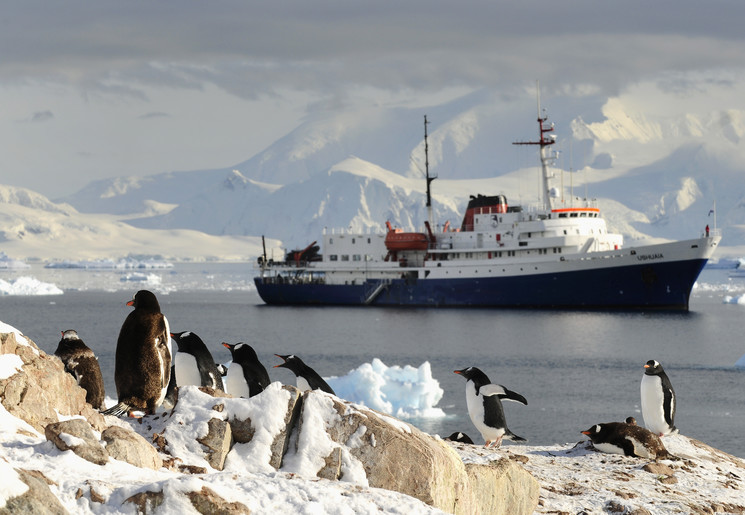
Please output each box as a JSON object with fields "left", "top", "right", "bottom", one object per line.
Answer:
{"left": 0, "top": 277, "right": 63, "bottom": 296}
{"left": 327, "top": 358, "right": 445, "bottom": 419}
{"left": 0, "top": 252, "right": 29, "bottom": 270}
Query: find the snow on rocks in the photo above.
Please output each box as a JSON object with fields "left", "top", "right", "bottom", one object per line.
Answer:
{"left": 450, "top": 432, "right": 745, "bottom": 514}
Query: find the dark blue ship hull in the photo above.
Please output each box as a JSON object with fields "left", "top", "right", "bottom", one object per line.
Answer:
{"left": 254, "top": 257, "right": 708, "bottom": 310}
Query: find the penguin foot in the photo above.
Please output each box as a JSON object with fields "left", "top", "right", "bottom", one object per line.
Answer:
{"left": 484, "top": 436, "right": 504, "bottom": 449}
{"left": 101, "top": 402, "right": 130, "bottom": 417}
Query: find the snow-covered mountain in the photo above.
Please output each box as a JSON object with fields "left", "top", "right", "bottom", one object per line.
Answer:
{"left": 4, "top": 87, "right": 745, "bottom": 260}
{"left": 0, "top": 185, "right": 274, "bottom": 261}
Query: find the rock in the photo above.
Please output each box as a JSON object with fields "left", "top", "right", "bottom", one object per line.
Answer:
{"left": 123, "top": 490, "right": 164, "bottom": 514}
{"left": 605, "top": 499, "right": 627, "bottom": 512}
{"left": 290, "top": 390, "right": 539, "bottom": 515}
{"left": 642, "top": 462, "right": 675, "bottom": 476}
{"left": 0, "top": 332, "right": 105, "bottom": 434}
{"left": 317, "top": 446, "right": 342, "bottom": 480}
{"left": 44, "top": 419, "right": 108, "bottom": 466}
{"left": 465, "top": 459, "right": 541, "bottom": 515}
{"left": 186, "top": 486, "right": 251, "bottom": 514}
{"left": 198, "top": 418, "right": 233, "bottom": 470}
{"left": 102, "top": 425, "right": 163, "bottom": 470}
{"left": 0, "top": 468, "right": 68, "bottom": 515}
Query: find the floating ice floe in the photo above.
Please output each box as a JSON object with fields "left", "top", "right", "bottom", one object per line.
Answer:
{"left": 45, "top": 258, "right": 173, "bottom": 269}
{"left": 119, "top": 273, "right": 162, "bottom": 286}
{"left": 0, "top": 252, "right": 30, "bottom": 270}
{"left": 0, "top": 277, "right": 63, "bottom": 296}
{"left": 327, "top": 358, "right": 445, "bottom": 419}
{"left": 722, "top": 294, "right": 745, "bottom": 305}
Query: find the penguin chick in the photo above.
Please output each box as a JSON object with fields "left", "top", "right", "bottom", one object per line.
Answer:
{"left": 274, "top": 354, "right": 335, "bottom": 395}
{"left": 103, "top": 290, "right": 171, "bottom": 417}
{"left": 54, "top": 329, "right": 105, "bottom": 410}
{"left": 454, "top": 366, "right": 527, "bottom": 448}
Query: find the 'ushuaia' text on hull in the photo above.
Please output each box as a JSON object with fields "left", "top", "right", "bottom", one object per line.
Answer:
{"left": 255, "top": 95, "right": 720, "bottom": 311}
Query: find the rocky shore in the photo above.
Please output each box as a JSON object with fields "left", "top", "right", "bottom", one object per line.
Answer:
{"left": 0, "top": 328, "right": 743, "bottom": 514}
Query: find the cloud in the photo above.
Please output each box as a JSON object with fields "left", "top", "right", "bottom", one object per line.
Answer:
{"left": 138, "top": 111, "right": 170, "bottom": 120}
{"left": 30, "top": 111, "right": 54, "bottom": 123}
{"left": 1, "top": 1, "right": 744, "bottom": 102}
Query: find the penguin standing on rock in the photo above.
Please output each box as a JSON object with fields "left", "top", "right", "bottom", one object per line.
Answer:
{"left": 581, "top": 422, "right": 676, "bottom": 460}
{"left": 454, "top": 367, "right": 527, "bottom": 448}
{"left": 222, "top": 342, "right": 270, "bottom": 397}
{"left": 54, "top": 329, "right": 105, "bottom": 410}
{"left": 103, "top": 290, "right": 171, "bottom": 417}
{"left": 171, "top": 331, "right": 224, "bottom": 391}
{"left": 640, "top": 359, "right": 677, "bottom": 436}
{"left": 274, "top": 354, "right": 335, "bottom": 395}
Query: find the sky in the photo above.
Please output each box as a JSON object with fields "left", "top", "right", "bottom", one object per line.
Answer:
{"left": 3, "top": 1, "right": 745, "bottom": 198}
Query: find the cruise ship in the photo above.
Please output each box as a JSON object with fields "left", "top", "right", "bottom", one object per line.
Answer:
{"left": 254, "top": 103, "right": 720, "bottom": 310}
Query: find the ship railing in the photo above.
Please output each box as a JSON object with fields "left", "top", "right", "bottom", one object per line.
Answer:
{"left": 260, "top": 274, "right": 326, "bottom": 286}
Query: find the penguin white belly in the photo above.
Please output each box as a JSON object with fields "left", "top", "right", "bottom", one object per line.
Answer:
{"left": 296, "top": 376, "right": 311, "bottom": 392}
{"left": 175, "top": 352, "right": 202, "bottom": 387}
{"left": 593, "top": 442, "right": 625, "bottom": 456}
{"left": 465, "top": 383, "right": 504, "bottom": 442}
{"left": 641, "top": 375, "right": 667, "bottom": 435}
{"left": 226, "top": 364, "right": 251, "bottom": 398}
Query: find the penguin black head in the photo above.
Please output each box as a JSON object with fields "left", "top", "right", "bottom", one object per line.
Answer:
{"left": 454, "top": 367, "right": 490, "bottom": 387}
{"left": 56, "top": 329, "right": 85, "bottom": 354}
{"left": 644, "top": 359, "right": 665, "bottom": 376}
{"left": 127, "top": 290, "right": 161, "bottom": 312}
{"left": 171, "top": 331, "right": 204, "bottom": 353}
{"left": 222, "top": 342, "right": 260, "bottom": 363}
{"left": 581, "top": 424, "right": 604, "bottom": 439}
{"left": 625, "top": 416, "right": 637, "bottom": 425}
{"left": 444, "top": 431, "right": 474, "bottom": 444}
{"left": 274, "top": 354, "right": 305, "bottom": 374}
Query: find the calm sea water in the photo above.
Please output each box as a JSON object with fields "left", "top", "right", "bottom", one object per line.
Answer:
{"left": 1, "top": 264, "right": 743, "bottom": 458}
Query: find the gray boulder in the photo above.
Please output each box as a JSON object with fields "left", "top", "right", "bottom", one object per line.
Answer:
{"left": 44, "top": 418, "right": 108, "bottom": 466}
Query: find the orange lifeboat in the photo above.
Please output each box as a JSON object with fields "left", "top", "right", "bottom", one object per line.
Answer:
{"left": 384, "top": 222, "right": 429, "bottom": 251}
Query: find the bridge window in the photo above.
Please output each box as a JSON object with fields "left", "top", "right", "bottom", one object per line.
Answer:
{"left": 353, "top": 255, "right": 361, "bottom": 261}
{"left": 341, "top": 255, "right": 350, "bottom": 261}
{"left": 330, "top": 255, "right": 338, "bottom": 261}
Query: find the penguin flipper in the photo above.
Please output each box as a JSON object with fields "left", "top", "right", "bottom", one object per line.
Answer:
{"left": 479, "top": 384, "right": 528, "bottom": 405}
{"left": 101, "top": 402, "right": 130, "bottom": 417}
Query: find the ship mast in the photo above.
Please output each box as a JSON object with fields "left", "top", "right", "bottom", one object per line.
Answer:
{"left": 424, "top": 115, "right": 436, "bottom": 225}
{"left": 513, "top": 83, "right": 557, "bottom": 211}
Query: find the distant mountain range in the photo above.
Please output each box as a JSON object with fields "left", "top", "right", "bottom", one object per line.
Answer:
{"left": 3, "top": 88, "right": 744, "bottom": 261}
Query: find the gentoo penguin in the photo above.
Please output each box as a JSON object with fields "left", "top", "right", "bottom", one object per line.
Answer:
{"left": 171, "top": 331, "right": 224, "bottom": 391}
{"left": 103, "top": 290, "right": 171, "bottom": 416}
{"left": 581, "top": 422, "right": 675, "bottom": 460}
{"left": 273, "top": 354, "right": 335, "bottom": 395}
{"left": 454, "top": 367, "right": 527, "bottom": 448}
{"left": 222, "top": 342, "right": 270, "bottom": 398}
{"left": 444, "top": 432, "right": 474, "bottom": 445}
{"left": 54, "top": 329, "right": 105, "bottom": 410}
{"left": 640, "top": 359, "right": 677, "bottom": 436}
